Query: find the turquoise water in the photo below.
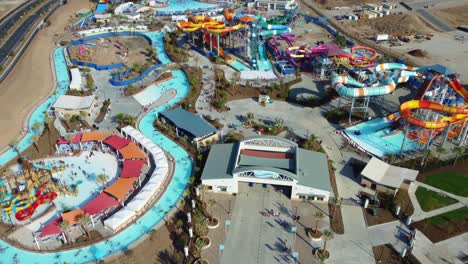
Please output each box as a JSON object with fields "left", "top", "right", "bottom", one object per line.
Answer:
{"left": 0, "top": 47, "right": 69, "bottom": 168}
{"left": 156, "top": 0, "right": 217, "bottom": 14}
{"left": 344, "top": 118, "right": 418, "bottom": 157}
{"left": 0, "top": 33, "right": 192, "bottom": 263}
{"left": 228, "top": 60, "right": 250, "bottom": 71}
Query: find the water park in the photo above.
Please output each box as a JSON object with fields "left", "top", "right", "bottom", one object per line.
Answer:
{"left": 0, "top": 0, "right": 467, "bottom": 263}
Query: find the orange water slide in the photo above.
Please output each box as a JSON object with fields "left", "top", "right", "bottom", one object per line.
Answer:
{"left": 203, "top": 34, "right": 224, "bottom": 56}
{"left": 399, "top": 78, "right": 468, "bottom": 129}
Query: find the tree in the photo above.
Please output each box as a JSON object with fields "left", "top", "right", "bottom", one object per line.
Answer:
{"left": 335, "top": 34, "right": 346, "bottom": 47}
{"left": 114, "top": 113, "right": 136, "bottom": 127}
{"left": 31, "top": 133, "right": 41, "bottom": 152}
{"left": 9, "top": 139, "right": 20, "bottom": 157}
{"left": 194, "top": 56, "right": 199, "bottom": 68}
{"left": 182, "top": 43, "right": 191, "bottom": 52}
{"left": 313, "top": 211, "right": 324, "bottom": 232}
{"left": 273, "top": 118, "right": 284, "bottom": 128}
{"left": 97, "top": 174, "right": 109, "bottom": 186}
{"left": 321, "top": 229, "right": 334, "bottom": 253}
{"left": 246, "top": 112, "right": 255, "bottom": 126}
{"left": 453, "top": 146, "right": 465, "bottom": 166}
{"left": 435, "top": 146, "right": 447, "bottom": 165}
{"left": 77, "top": 215, "right": 91, "bottom": 239}
{"left": 175, "top": 219, "right": 184, "bottom": 234}
{"left": 207, "top": 198, "right": 216, "bottom": 220}
{"left": 199, "top": 184, "right": 208, "bottom": 201}
{"left": 44, "top": 115, "right": 54, "bottom": 154}
{"left": 331, "top": 195, "right": 342, "bottom": 219}
{"left": 59, "top": 220, "right": 70, "bottom": 244}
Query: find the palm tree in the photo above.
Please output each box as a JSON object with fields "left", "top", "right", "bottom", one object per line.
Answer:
{"left": 179, "top": 198, "right": 185, "bottom": 211}
{"left": 246, "top": 112, "right": 254, "bottom": 126}
{"left": 97, "top": 174, "right": 109, "bottom": 186}
{"left": 44, "top": 115, "right": 54, "bottom": 154}
{"left": 422, "top": 149, "right": 433, "bottom": 169}
{"left": 194, "top": 56, "right": 199, "bottom": 68}
{"left": 331, "top": 195, "right": 342, "bottom": 219}
{"left": 207, "top": 198, "right": 216, "bottom": 220}
{"left": 313, "top": 211, "right": 324, "bottom": 232}
{"left": 321, "top": 229, "right": 334, "bottom": 253}
{"left": 59, "top": 220, "right": 70, "bottom": 244}
{"left": 77, "top": 215, "right": 91, "bottom": 239}
{"left": 175, "top": 219, "right": 184, "bottom": 234}
{"left": 273, "top": 118, "right": 284, "bottom": 128}
{"left": 453, "top": 146, "right": 465, "bottom": 166}
{"left": 31, "top": 133, "right": 41, "bottom": 152}
{"left": 32, "top": 122, "right": 43, "bottom": 135}
{"left": 9, "top": 139, "right": 20, "bottom": 154}
{"left": 435, "top": 146, "right": 447, "bottom": 165}
{"left": 199, "top": 184, "right": 208, "bottom": 201}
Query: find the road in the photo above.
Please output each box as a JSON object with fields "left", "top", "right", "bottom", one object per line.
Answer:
{"left": 415, "top": 9, "right": 454, "bottom": 32}
{"left": 0, "top": 0, "right": 57, "bottom": 66}
{"left": 0, "top": 0, "right": 41, "bottom": 37}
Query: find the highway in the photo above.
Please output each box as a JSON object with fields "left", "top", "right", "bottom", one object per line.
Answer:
{"left": 0, "top": 0, "right": 42, "bottom": 38}
{"left": 0, "top": 0, "right": 58, "bottom": 66}
{"left": 416, "top": 9, "right": 454, "bottom": 32}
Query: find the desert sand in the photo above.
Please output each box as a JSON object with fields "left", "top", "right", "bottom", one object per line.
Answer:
{"left": 0, "top": 0, "right": 89, "bottom": 151}
{"left": 0, "top": 0, "right": 26, "bottom": 19}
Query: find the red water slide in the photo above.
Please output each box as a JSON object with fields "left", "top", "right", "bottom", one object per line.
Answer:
{"left": 15, "top": 185, "right": 58, "bottom": 221}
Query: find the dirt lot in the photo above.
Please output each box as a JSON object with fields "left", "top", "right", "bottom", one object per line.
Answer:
{"left": 313, "top": 0, "right": 381, "bottom": 8}
{"left": 0, "top": 0, "right": 26, "bottom": 19}
{"left": 0, "top": 0, "right": 89, "bottom": 151}
{"left": 68, "top": 36, "right": 151, "bottom": 66}
{"left": 432, "top": 4, "right": 468, "bottom": 27}
{"left": 345, "top": 14, "right": 430, "bottom": 35}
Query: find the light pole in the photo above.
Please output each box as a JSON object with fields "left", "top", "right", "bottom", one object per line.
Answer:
{"left": 227, "top": 199, "right": 231, "bottom": 215}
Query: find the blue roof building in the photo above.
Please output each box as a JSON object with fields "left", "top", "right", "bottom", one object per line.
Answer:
{"left": 159, "top": 107, "right": 219, "bottom": 147}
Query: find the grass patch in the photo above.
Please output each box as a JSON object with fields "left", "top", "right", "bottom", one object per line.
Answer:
{"left": 415, "top": 187, "right": 458, "bottom": 212}
{"left": 423, "top": 172, "right": 468, "bottom": 197}
{"left": 426, "top": 207, "right": 468, "bottom": 226}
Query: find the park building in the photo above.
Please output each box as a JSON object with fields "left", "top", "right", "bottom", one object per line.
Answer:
{"left": 52, "top": 95, "right": 96, "bottom": 120}
{"left": 201, "top": 136, "right": 333, "bottom": 201}
{"left": 255, "top": 0, "right": 298, "bottom": 11}
{"left": 159, "top": 107, "right": 219, "bottom": 148}
{"left": 360, "top": 157, "right": 419, "bottom": 195}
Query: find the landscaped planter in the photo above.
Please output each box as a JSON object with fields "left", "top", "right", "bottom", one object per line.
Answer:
{"left": 315, "top": 249, "right": 330, "bottom": 262}
{"left": 310, "top": 229, "right": 322, "bottom": 241}
{"left": 193, "top": 258, "right": 209, "bottom": 264}
{"left": 207, "top": 217, "right": 219, "bottom": 229}
{"left": 196, "top": 236, "right": 211, "bottom": 250}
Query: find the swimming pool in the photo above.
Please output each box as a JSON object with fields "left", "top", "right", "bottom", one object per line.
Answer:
{"left": 344, "top": 118, "right": 418, "bottom": 157}
{"left": 227, "top": 60, "right": 251, "bottom": 72}
{"left": 133, "top": 71, "right": 187, "bottom": 106}
{"left": 156, "top": 0, "right": 218, "bottom": 14}
{"left": 0, "top": 32, "right": 192, "bottom": 263}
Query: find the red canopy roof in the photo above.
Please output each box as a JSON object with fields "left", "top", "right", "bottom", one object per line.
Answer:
{"left": 38, "top": 217, "right": 62, "bottom": 238}
{"left": 57, "top": 137, "right": 70, "bottom": 145}
{"left": 120, "top": 159, "right": 146, "bottom": 178}
{"left": 82, "top": 192, "right": 120, "bottom": 215}
{"left": 71, "top": 133, "right": 82, "bottom": 144}
{"left": 104, "top": 135, "right": 131, "bottom": 150}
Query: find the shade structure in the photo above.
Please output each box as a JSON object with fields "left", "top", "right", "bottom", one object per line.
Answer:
{"left": 119, "top": 142, "right": 146, "bottom": 160}
{"left": 38, "top": 217, "right": 62, "bottom": 238}
{"left": 103, "top": 135, "right": 131, "bottom": 150}
{"left": 61, "top": 208, "right": 85, "bottom": 226}
{"left": 120, "top": 159, "right": 146, "bottom": 178}
{"left": 103, "top": 207, "right": 136, "bottom": 232}
{"left": 104, "top": 178, "right": 137, "bottom": 202}
{"left": 126, "top": 197, "right": 148, "bottom": 213}
{"left": 82, "top": 192, "right": 120, "bottom": 215}
{"left": 71, "top": 133, "right": 82, "bottom": 144}
{"left": 80, "top": 132, "right": 112, "bottom": 142}
{"left": 57, "top": 137, "right": 70, "bottom": 145}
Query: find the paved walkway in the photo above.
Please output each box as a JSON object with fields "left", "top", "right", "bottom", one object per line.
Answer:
{"left": 408, "top": 182, "right": 467, "bottom": 222}
{"left": 221, "top": 184, "right": 295, "bottom": 264}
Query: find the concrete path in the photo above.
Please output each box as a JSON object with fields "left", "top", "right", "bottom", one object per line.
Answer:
{"left": 408, "top": 182, "right": 467, "bottom": 222}
{"left": 221, "top": 184, "right": 295, "bottom": 264}
{"left": 411, "top": 230, "right": 467, "bottom": 264}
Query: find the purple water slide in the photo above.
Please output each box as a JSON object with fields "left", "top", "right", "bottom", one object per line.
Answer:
{"left": 279, "top": 33, "right": 296, "bottom": 47}
{"left": 268, "top": 38, "right": 282, "bottom": 58}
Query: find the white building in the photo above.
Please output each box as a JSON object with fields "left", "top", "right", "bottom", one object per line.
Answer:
{"left": 255, "top": 0, "right": 298, "bottom": 11}
{"left": 52, "top": 95, "right": 95, "bottom": 119}
{"left": 201, "top": 136, "right": 332, "bottom": 201}
{"left": 69, "top": 68, "right": 82, "bottom": 91}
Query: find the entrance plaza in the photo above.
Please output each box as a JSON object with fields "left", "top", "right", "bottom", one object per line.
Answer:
{"left": 221, "top": 183, "right": 297, "bottom": 264}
